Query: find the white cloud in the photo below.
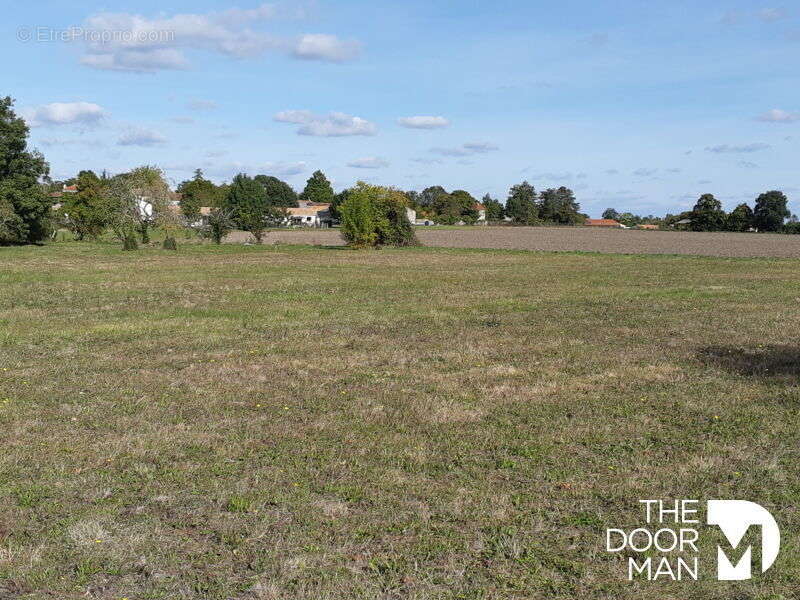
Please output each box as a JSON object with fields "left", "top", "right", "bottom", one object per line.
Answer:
{"left": 705, "top": 143, "right": 770, "bottom": 153}
{"left": 118, "top": 128, "right": 168, "bottom": 146}
{"left": 22, "top": 102, "right": 106, "bottom": 127}
{"left": 274, "top": 110, "right": 377, "bottom": 137}
{"left": 292, "top": 34, "right": 361, "bottom": 62}
{"left": 187, "top": 99, "right": 219, "bottom": 111}
{"left": 398, "top": 116, "right": 450, "bottom": 129}
{"left": 76, "top": 5, "right": 360, "bottom": 72}
{"left": 81, "top": 48, "right": 190, "bottom": 72}
{"left": 759, "top": 8, "right": 789, "bottom": 22}
{"left": 38, "top": 137, "right": 103, "bottom": 147}
{"left": 431, "top": 142, "right": 498, "bottom": 156}
{"left": 463, "top": 142, "right": 498, "bottom": 153}
{"left": 273, "top": 109, "right": 316, "bottom": 124}
{"left": 756, "top": 108, "right": 799, "bottom": 123}
{"left": 347, "top": 157, "right": 389, "bottom": 169}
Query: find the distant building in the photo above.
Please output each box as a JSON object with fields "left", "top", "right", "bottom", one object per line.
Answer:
{"left": 634, "top": 224, "right": 660, "bottom": 230}
{"left": 286, "top": 204, "right": 334, "bottom": 227}
{"left": 584, "top": 218, "right": 623, "bottom": 228}
{"left": 473, "top": 203, "right": 487, "bottom": 224}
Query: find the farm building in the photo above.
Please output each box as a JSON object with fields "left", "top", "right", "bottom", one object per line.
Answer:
{"left": 584, "top": 218, "right": 623, "bottom": 228}
{"left": 287, "top": 204, "right": 334, "bottom": 227}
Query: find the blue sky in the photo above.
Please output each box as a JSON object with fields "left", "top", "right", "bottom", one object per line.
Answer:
{"left": 4, "top": 0, "right": 799, "bottom": 216}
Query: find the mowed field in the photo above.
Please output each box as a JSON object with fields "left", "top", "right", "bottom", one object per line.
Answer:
{"left": 232, "top": 226, "right": 800, "bottom": 258}
{"left": 1, "top": 242, "right": 799, "bottom": 599}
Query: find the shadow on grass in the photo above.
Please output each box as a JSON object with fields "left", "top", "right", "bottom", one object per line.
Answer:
{"left": 697, "top": 345, "right": 800, "bottom": 381}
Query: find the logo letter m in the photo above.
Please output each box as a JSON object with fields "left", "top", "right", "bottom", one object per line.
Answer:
{"left": 707, "top": 500, "right": 780, "bottom": 580}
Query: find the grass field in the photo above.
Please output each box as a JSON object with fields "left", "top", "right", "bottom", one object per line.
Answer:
{"left": 1, "top": 242, "right": 799, "bottom": 599}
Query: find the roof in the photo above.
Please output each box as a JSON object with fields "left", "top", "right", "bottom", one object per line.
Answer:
{"left": 63, "top": 185, "right": 78, "bottom": 192}
{"left": 287, "top": 204, "right": 330, "bottom": 217}
{"left": 473, "top": 203, "right": 486, "bottom": 211}
{"left": 674, "top": 218, "right": 692, "bottom": 225}
{"left": 585, "top": 219, "right": 621, "bottom": 227}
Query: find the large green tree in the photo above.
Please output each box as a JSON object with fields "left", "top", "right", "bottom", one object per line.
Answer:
{"left": 299, "top": 170, "right": 334, "bottom": 204}
{"left": 690, "top": 193, "right": 726, "bottom": 232}
{"left": 726, "top": 203, "right": 754, "bottom": 232}
{"left": 224, "top": 173, "right": 271, "bottom": 242}
{"left": 63, "top": 170, "right": 109, "bottom": 240}
{"left": 753, "top": 190, "right": 790, "bottom": 232}
{"left": 419, "top": 186, "right": 447, "bottom": 208}
{"left": 433, "top": 189, "right": 478, "bottom": 223}
{"left": 505, "top": 181, "right": 538, "bottom": 224}
{"left": 177, "top": 169, "right": 219, "bottom": 224}
{"left": 0, "top": 96, "right": 51, "bottom": 244}
{"left": 539, "top": 187, "right": 582, "bottom": 224}
{"left": 602, "top": 208, "right": 621, "bottom": 221}
{"left": 254, "top": 175, "right": 298, "bottom": 208}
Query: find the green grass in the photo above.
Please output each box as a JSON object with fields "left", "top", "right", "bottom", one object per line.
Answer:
{"left": 1, "top": 241, "right": 799, "bottom": 599}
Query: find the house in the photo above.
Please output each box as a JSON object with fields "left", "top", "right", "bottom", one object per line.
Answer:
{"left": 473, "top": 203, "right": 487, "bottom": 224}
{"left": 49, "top": 183, "right": 78, "bottom": 203}
{"left": 584, "top": 218, "right": 623, "bottom": 228}
{"left": 672, "top": 218, "right": 692, "bottom": 229}
{"left": 286, "top": 203, "right": 334, "bottom": 227}
{"left": 634, "top": 224, "right": 659, "bottom": 230}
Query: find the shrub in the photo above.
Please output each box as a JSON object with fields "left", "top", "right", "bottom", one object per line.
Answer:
{"left": 202, "top": 208, "right": 234, "bottom": 244}
{"left": 340, "top": 182, "right": 419, "bottom": 248}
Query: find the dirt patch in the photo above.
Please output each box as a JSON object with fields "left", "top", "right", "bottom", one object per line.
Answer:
{"left": 228, "top": 227, "right": 800, "bottom": 258}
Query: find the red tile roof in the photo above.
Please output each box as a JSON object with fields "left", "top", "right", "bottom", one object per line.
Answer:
{"left": 585, "top": 219, "right": 622, "bottom": 227}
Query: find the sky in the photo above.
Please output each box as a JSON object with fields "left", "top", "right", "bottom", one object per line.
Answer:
{"left": 4, "top": 0, "right": 799, "bottom": 217}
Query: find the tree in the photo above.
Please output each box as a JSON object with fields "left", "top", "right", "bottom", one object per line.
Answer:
{"left": 419, "top": 186, "right": 447, "bottom": 208}
{"left": 450, "top": 190, "right": 479, "bottom": 222}
{"left": 0, "top": 96, "right": 51, "bottom": 244}
{"left": 690, "top": 194, "right": 726, "bottom": 232}
{"left": 254, "top": 175, "right": 298, "bottom": 208}
{"left": 115, "top": 165, "right": 173, "bottom": 244}
{"left": 299, "top": 170, "right": 334, "bottom": 205}
{"left": 202, "top": 208, "right": 234, "bottom": 244}
{"left": 753, "top": 190, "right": 789, "bottom": 232}
{"left": 539, "top": 187, "right": 582, "bottom": 224}
{"left": 373, "top": 187, "right": 419, "bottom": 246}
{"left": 62, "top": 170, "right": 109, "bottom": 240}
{"left": 224, "top": 173, "right": 271, "bottom": 243}
{"left": 505, "top": 181, "right": 538, "bottom": 224}
{"left": 726, "top": 203, "right": 754, "bottom": 232}
{"left": 482, "top": 194, "right": 504, "bottom": 220}
{"left": 330, "top": 188, "right": 351, "bottom": 220}
{"left": 177, "top": 169, "right": 218, "bottom": 225}
{"left": 340, "top": 182, "right": 418, "bottom": 248}
{"left": 104, "top": 176, "right": 141, "bottom": 251}
{"left": 340, "top": 182, "right": 377, "bottom": 248}
{"left": 433, "top": 190, "right": 478, "bottom": 224}
{"left": 602, "top": 208, "right": 620, "bottom": 221}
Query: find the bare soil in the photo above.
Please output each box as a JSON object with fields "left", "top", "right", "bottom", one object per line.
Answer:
{"left": 226, "top": 226, "right": 800, "bottom": 258}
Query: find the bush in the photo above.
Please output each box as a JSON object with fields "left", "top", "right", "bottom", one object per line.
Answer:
{"left": 202, "top": 209, "right": 234, "bottom": 244}
{"left": 340, "top": 182, "right": 418, "bottom": 248}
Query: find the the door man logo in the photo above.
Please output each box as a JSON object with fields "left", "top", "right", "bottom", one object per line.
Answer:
{"left": 605, "top": 500, "right": 780, "bottom": 581}
{"left": 708, "top": 500, "right": 780, "bottom": 580}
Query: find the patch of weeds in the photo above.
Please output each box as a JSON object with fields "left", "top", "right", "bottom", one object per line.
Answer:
{"left": 225, "top": 496, "right": 253, "bottom": 513}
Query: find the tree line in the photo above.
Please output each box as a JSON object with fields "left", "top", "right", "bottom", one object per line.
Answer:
{"left": 2, "top": 94, "right": 797, "bottom": 247}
